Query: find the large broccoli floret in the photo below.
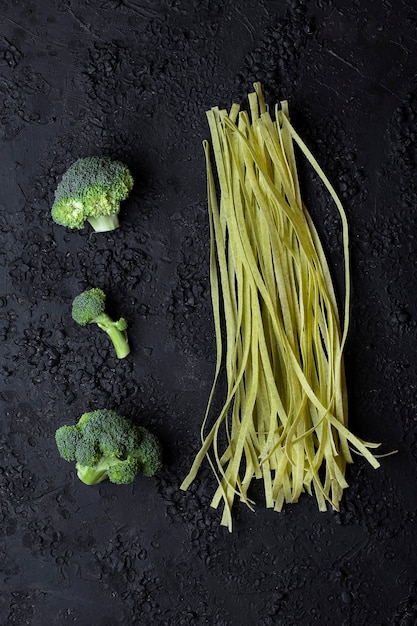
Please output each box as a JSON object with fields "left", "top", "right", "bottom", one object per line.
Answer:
{"left": 55, "top": 409, "right": 163, "bottom": 485}
{"left": 51, "top": 156, "right": 134, "bottom": 232}
{"left": 71, "top": 287, "right": 130, "bottom": 359}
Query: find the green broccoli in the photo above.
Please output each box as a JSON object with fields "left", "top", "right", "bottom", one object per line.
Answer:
{"left": 55, "top": 409, "right": 163, "bottom": 485}
{"left": 51, "top": 156, "right": 134, "bottom": 232}
{"left": 72, "top": 287, "right": 130, "bottom": 359}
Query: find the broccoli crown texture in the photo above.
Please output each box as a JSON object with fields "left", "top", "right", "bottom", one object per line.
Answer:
{"left": 135, "top": 426, "right": 165, "bottom": 477}
{"left": 51, "top": 156, "right": 134, "bottom": 231}
{"left": 71, "top": 287, "right": 106, "bottom": 326}
{"left": 55, "top": 409, "right": 163, "bottom": 485}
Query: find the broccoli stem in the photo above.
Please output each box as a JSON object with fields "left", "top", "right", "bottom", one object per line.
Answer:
{"left": 76, "top": 461, "right": 109, "bottom": 485}
{"left": 95, "top": 313, "right": 130, "bottom": 359}
{"left": 87, "top": 214, "right": 120, "bottom": 232}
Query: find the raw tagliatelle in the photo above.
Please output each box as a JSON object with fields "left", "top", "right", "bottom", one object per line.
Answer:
{"left": 180, "top": 84, "right": 380, "bottom": 531}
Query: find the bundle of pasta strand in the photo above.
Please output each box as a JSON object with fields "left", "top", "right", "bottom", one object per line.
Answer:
{"left": 181, "top": 84, "right": 380, "bottom": 531}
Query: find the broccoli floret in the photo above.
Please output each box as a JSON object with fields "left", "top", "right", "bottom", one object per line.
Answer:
{"left": 51, "top": 156, "right": 134, "bottom": 232}
{"left": 55, "top": 409, "right": 163, "bottom": 485}
{"left": 135, "top": 426, "right": 165, "bottom": 477}
{"left": 71, "top": 287, "right": 130, "bottom": 359}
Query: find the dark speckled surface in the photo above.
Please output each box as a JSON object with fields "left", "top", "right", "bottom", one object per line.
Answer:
{"left": 1, "top": 0, "right": 417, "bottom": 624}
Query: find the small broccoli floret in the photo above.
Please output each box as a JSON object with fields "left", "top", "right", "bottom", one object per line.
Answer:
{"left": 71, "top": 287, "right": 130, "bottom": 359}
{"left": 55, "top": 409, "right": 163, "bottom": 486}
{"left": 51, "top": 156, "right": 134, "bottom": 232}
{"left": 55, "top": 425, "right": 82, "bottom": 462}
{"left": 135, "top": 426, "right": 164, "bottom": 477}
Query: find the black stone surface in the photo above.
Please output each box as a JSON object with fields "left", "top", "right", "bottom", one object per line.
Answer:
{"left": 1, "top": 1, "right": 417, "bottom": 624}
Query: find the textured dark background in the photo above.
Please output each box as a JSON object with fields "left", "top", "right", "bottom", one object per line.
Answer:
{"left": 1, "top": 0, "right": 417, "bottom": 624}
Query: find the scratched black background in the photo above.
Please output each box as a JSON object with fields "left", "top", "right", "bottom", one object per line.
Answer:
{"left": 1, "top": 1, "right": 417, "bottom": 624}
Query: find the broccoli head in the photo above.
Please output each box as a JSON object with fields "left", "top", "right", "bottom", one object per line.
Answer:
{"left": 51, "top": 156, "right": 134, "bottom": 232}
{"left": 71, "top": 287, "right": 130, "bottom": 359}
{"left": 55, "top": 409, "right": 163, "bottom": 485}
